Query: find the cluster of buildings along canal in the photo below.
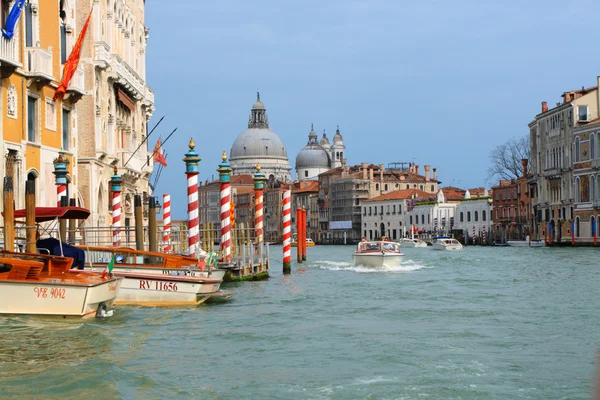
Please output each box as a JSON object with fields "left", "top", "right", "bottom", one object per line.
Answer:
{"left": 0, "top": 0, "right": 597, "bottom": 249}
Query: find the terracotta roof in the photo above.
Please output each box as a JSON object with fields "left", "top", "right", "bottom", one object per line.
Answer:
{"left": 467, "top": 187, "right": 486, "bottom": 197}
{"left": 364, "top": 189, "right": 432, "bottom": 202}
{"left": 440, "top": 187, "right": 466, "bottom": 201}
{"left": 233, "top": 186, "right": 255, "bottom": 195}
{"left": 292, "top": 181, "right": 319, "bottom": 194}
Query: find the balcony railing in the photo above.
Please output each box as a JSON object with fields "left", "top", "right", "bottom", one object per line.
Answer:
{"left": 66, "top": 64, "right": 85, "bottom": 95}
{"left": 0, "top": 34, "right": 20, "bottom": 68}
{"left": 94, "top": 41, "right": 110, "bottom": 67}
{"left": 112, "top": 54, "right": 145, "bottom": 99}
{"left": 25, "top": 47, "right": 53, "bottom": 82}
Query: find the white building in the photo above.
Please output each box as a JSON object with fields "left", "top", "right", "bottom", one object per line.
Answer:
{"left": 295, "top": 125, "right": 332, "bottom": 180}
{"left": 361, "top": 189, "right": 431, "bottom": 241}
{"left": 454, "top": 188, "right": 493, "bottom": 236}
{"left": 230, "top": 94, "right": 291, "bottom": 182}
{"left": 406, "top": 187, "right": 466, "bottom": 235}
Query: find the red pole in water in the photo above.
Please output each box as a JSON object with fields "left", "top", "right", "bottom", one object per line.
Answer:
{"left": 301, "top": 208, "right": 307, "bottom": 260}
{"left": 296, "top": 206, "right": 302, "bottom": 263}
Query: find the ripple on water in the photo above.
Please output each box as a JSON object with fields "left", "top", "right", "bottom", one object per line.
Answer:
{"left": 315, "top": 259, "right": 430, "bottom": 273}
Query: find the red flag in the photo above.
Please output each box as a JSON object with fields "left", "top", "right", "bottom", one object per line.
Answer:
{"left": 153, "top": 138, "right": 167, "bottom": 167}
{"left": 54, "top": 9, "right": 92, "bottom": 101}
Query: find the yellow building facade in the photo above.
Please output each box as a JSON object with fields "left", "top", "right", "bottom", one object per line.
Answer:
{"left": 0, "top": 0, "right": 85, "bottom": 212}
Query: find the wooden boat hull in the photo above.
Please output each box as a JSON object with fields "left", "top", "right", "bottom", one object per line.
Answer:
{"left": 353, "top": 253, "right": 404, "bottom": 268}
{"left": 86, "top": 265, "right": 226, "bottom": 280}
{"left": 111, "top": 273, "right": 222, "bottom": 306}
{"left": 0, "top": 278, "right": 121, "bottom": 318}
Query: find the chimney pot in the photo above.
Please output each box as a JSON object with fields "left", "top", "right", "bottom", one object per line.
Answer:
{"left": 424, "top": 165, "right": 431, "bottom": 181}
{"left": 433, "top": 168, "right": 437, "bottom": 180}
{"left": 541, "top": 101, "right": 548, "bottom": 113}
{"left": 415, "top": 164, "right": 419, "bottom": 175}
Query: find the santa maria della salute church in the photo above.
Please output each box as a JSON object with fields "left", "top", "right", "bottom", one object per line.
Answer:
{"left": 229, "top": 94, "right": 347, "bottom": 182}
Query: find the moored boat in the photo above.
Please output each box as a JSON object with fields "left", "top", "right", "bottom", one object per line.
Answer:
{"left": 432, "top": 236, "right": 464, "bottom": 251}
{"left": 507, "top": 236, "right": 546, "bottom": 248}
{"left": 398, "top": 238, "right": 428, "bottom": 248}
{"left": 291, "top": 237, "right": 316, "bottom": 247}
{"left": 0, "top": 251, "right": 122, "bottom": 318}
{"left": 353, "top": 241, "right": 404, "bottom": 267}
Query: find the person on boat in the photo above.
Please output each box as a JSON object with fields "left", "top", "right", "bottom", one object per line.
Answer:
{"left": 357, "top": 237, "right": 367, "bottom": 252}
{"left": 381, "top": 235, "right": 388, "bottom": 242}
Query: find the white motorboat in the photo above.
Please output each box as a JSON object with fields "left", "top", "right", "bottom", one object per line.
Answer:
{"left": 353, "top": 241, "right": 404, "bottom": 267}
{"left": 507, "top": 236, "right": 546, "bottom": 248}
{"left": 432, "top": 237, "right": 464, "bottom": 251}
{"left": 398, "top": 238, "right": 428, "bottom": 248}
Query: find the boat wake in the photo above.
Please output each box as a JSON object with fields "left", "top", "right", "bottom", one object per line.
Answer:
{"left": 316, "top": 259, "right": 428, "bottom": 273}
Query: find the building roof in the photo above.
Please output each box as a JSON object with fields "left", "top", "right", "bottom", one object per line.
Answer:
{"left": 440, "top": 187, "right": 466, "bottom": 201}
{"left": 364, "top": 189, "right": 432, "bottom": 202}
{"left": 292, "top": 181, "right": 319, "bottom": 194}
{"left": 467, "top": 187, "right": 486, "bottom": 197}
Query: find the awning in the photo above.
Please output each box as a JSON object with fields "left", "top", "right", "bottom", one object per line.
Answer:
{"left": 4, "top": 206, "right": 91, "bottom": 222}
{"left": 117, "top": 87, "right": 135, "bottom": 112}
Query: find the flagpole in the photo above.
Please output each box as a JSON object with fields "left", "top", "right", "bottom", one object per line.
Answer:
{"left": 152, "top": 153, "right": 168, "bottom": 190}
{"left": 124, "top": 115, "right": 165, "bottom": 167}
{"left": 142, "top": 127, "right": 177, "bottom": 169}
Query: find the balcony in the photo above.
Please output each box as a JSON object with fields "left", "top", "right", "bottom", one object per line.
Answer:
{"left": 542, "top": 167, "right": 561, "bottom": 179}
{"left": 0, "top": 34, "right": 21, "bottom": 76}
{"left": 94, "top": 41, "right": 111, "bottom": 68}
{"left": 25, "top": 47, "right": 53, "bottom": 88}
{"left": 119, "top": 149, "right": 153, "bottom": 181}
{"left": 65, "top": 64, "right": 85, "bottom": 100}
{"left": 111, "top": 54, "right": 145, "bottom": 100}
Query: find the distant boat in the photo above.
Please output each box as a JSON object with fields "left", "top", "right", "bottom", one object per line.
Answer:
{"left": 291, "top": 238, "right": 315, "bottom": 247}
{"left": 432, "top": 236, "right": 464, "bottom": 251}
{"left": 398, "top": 238, "right": 428, "bottom": 248}
{"left": 507, "top": 236, "right": 546, "bottom": 248}
{"left": 353, "top": 241, "right": 404, "bottom": 267}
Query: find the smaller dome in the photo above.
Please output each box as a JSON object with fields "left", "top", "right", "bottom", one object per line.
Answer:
{"left": 320, "top": 131, "right": 330, "bottom": 146}
{"left": 296, "top": 146, "right": 331, "bottom": 169}
{"left": 333, "top": 126, "right": 343, "bottom": 143}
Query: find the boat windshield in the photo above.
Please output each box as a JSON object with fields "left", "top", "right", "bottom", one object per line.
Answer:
{"left": 357, "top": 242, "right": 400, "bottom": 252}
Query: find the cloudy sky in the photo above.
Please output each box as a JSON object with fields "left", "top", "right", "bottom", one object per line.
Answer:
{"left": 145, "top": 0, "right": 600, "bottom": 218}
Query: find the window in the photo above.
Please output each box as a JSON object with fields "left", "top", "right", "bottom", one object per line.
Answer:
{"left": 304, "top": 170, "right": 308, "bottom": 177}
{"left": 25, "top": 1, "right": 32, "bottom": 47}
{"left": 380, "top": 206, "right": 383, "bottom": 215}
{"left": 369, "top": 206, "right": 372, "bottom": 215}
{"left": 460, "top": 212, "right": 464, "bottom": 222}
{"left": 474, "top": 211, "right": 478, "bottom": 221}
{"left": 591, "top": 134, "right": 596, "bottom": 160}
{"left": 375, "top": 184, "right": 379, "bottom": 191}
{"left": 421, "top": 215, "right": 424, "bottom": 224}
{"left": 431, "top": 185, "right": 434, "bottom": 192}
{"left": 482, "top": 210, "right": 486, "bottom": 221}
{"left": 374, "top": 207, "right": 377, "bottom": 215}
{"left": 467, "top": 211, "right": 471, "bottom": 222}
{"left": 420, "top": 185, "right": 424, "bottom": 190}
{"left": 410, "top": 216, "right": 413, "bottom": 224}
{"left": 384, "top": 184, "right": 388, "bottom": 191}
{"left": 399, "top": 204, "right": 402, "bottom": 214}
{"left": 27, "top": 96, "right": 37, "bottom": 142}
{"left": 392, "top": 205, "right": 396, "bottom": 214}
{"left": 363, "top": 207, "right": 366, "bottom": 216}
{"left": 575, "top": 137, "right": 581, "bottom": 162}
{"left": 579, "top": 106, "right": 588, "bottom": 122}
{"left": 576, "top": 217, "right": 580, "bottom": 237}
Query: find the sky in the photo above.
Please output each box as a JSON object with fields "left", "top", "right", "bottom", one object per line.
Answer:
{"left": 145, "top": 0, "right": 600, "bottom": 219}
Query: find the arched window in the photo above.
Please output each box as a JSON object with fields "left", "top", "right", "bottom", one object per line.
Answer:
{"left": 384, "top": 184, "right": 388, "bottom": 191}
{"left": 482, "top": 210, "right": 486, "bottom": 221}
{"left": 375, "top": 184, "right": 379, "bottom": 191}
{"left": 575, "top": 137, "right": 581, "bottom": 162}
{"left": 474, "top": 211, "right": 479, "bottom": 221}
{"left": 591, "top": 134, "right": 596, "bottom": 160}
{"left": 574, "top": 177, "right": 581, "bottom": 203}
{"left": 406, "top": 184, "right": 409, "bottom": 189}
{"left": 460, "top": 212, "right": 464, "bottom": 222}
{"left": 467, "top": 211, "right": 471, "bottom": 222}
{"left": 59, "top": 0, "right": 68, "bottom": 64}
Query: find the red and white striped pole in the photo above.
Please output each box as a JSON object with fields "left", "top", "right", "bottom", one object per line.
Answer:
{"left": 110, "top": 166, "right": 122, "bottom": 247}
{"left": 218, "top": 152, "right": 232, "bottom": 263}
{"left": 282, "top": 188, "right": 291, "bottom": 274}
{"left": 253, "top": 164, "right": 266, "bottom": 244}
{"left": 183, "top": 139, "right": 201, "bottom": 256}
{"left": 483, "top": 227, "right": 487, "bottom": 245}
{"left": 472, "top": 226, "right": 476, "bottom": 245}
{"left": 163, "top": 194, "right": 171, "bottom": 252}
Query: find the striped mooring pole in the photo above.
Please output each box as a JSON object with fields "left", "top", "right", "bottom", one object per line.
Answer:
{"left": 218, "top": 152, "right": 232, "bottom": 263}
{"left": 163, "top": 194, "right": 171, "bottom": 252}
{"left": 110, "top": 166, "right": 122, "bottom": 247}
{"left": 183, "top": 139, "right": 201, "bottom": 256}
{"left": 282, "top": 188, "right": 291, "bottom": 274}
{"left": 53, "top": 153, "right": 68, "bottom": 206}
{"left": 253, "top": 163, "right": 266, "bottom": 245}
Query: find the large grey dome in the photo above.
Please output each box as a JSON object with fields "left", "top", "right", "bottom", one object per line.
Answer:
{"left": 230, "top": 128, "right": 288, "bottom": 159}
{"left": 296, "top": 146, "right": 331, "bottom": 169}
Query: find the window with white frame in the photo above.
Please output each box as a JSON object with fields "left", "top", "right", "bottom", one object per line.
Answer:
{"left": 45, "top": 99, "right": 56, "bottom": 131}
{"left": 575, "top": 137, "right": 581, "bottom": 162}
{"left": 579, "top": 106, "right": 589, "bottom": 122}
{"left": 27, "top": 95, "right": 38, "bottom": 143}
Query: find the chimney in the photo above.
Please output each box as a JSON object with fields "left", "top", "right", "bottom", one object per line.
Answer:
{"left": 433, "top": 168, "right": 437, "bottom": 180}
{"left": 564, "top": 92, "right": 572, "bottom": 103}
{"left": 521, "top": 159, "right": 528, "bottom": 178}
{"left": 415, "top": 164, "right": 419, "bottom": 175}
{"left": 379, "top": 164, "right": 384, "bottom": 182}
{"left": 541, "top": 101, "right": 548, "bottom": 113}
{"left": 424, "top": 165, "right": 431, "bottom": 181}
{"left": 369, "top": 168, "right": 374, "bottom": 180}
{"left": 362, "top": 162, "right": 368, "bottom": 179}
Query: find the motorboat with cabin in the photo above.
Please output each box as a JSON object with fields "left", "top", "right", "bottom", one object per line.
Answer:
{"left": 353, "top": 241, "right": 404, "bottom": 267}
{"left": 1, "top": 206, "right": 122, "bottom": 318}
{"left": 398, "top": 238, "right": 428, "bottom": 248}
{"left": 507, "top": 236, "right": 546, "bottom": 248}
{"left": 432, "top": 236, "right": 464, "bottom": 251}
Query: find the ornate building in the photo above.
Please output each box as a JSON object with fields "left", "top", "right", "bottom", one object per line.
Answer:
{"left": 295, "top": 124, "right": 331, "bottom": 180}
{"left": 76, "top": 0, "right": 155, "bottom": 234}
{"left": 1, "top": 0, "right": 86, "bottom": 213}
{"left": 230, "top": 94, "right": 291, "bottom": 183}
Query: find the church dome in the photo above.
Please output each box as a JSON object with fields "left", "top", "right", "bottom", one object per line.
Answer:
{"left": 295, "top": 124, "right": 331, "bottom": 169}
{"left": 320, "top": 131, "right": 330, "bottom": 147}
{"left": 230, "top": 128, "right": 288, "bottom": 159}
{"left": 333, "top": 126, "right": 343, "bottom": 143}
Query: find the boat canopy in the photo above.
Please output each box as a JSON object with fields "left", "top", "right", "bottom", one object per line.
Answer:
{"left": 5, "top": 206, "right": 91, "bottom": 222}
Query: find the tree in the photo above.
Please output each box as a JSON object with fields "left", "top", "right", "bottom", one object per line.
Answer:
{"left": 486, "top": 135, "right": 530, "bottom": 182}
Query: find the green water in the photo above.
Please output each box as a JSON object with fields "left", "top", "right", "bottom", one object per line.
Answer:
{"left": 1, "top": 246, "right": 599, "bottom": 399}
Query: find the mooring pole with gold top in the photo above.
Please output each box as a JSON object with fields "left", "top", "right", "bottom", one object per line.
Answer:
{"left": 183, "top": 139, "right": 201, "bottom": 256}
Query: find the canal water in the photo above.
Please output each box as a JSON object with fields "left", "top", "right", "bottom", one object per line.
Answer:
{"left": 0, "top": 245, "right": 599, "bottom": 399}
